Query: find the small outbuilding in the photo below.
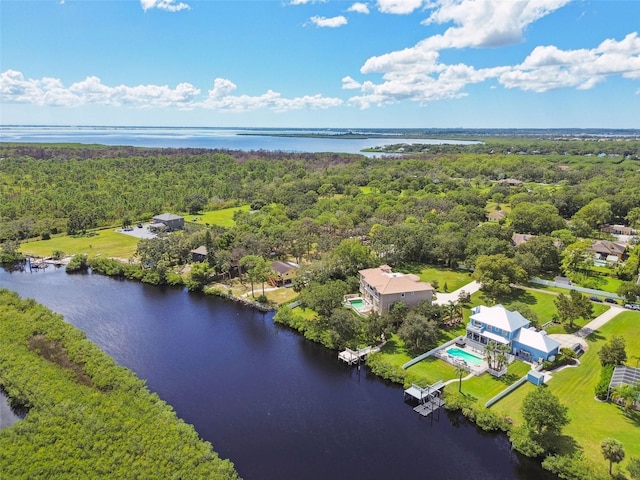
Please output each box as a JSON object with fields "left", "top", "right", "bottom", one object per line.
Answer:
{"left": 190, "top": 246, "right": 208, "bottom": 263}
{"left": 152, "top": 213, "right": 184, "bottom": 231}
{"left": 527, "top": 370, "right": 545, "bottom": 387}
{"left": 271, "top": 261, "right": 298, "bottom": 286}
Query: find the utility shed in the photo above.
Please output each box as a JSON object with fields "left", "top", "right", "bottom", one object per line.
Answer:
{"left": 527, "top": 370, "right": 545, "bottom": 386}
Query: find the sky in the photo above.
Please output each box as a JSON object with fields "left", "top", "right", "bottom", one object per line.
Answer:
{"left": 1, "top": 0, "right": 639, "bottom": 128}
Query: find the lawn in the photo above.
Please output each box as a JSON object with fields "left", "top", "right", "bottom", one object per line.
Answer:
{"left": 264, "top": 287, "right": 298, "bottom": 305}
{"left": 400, "top": 264, "right": 473, "bottom": 292}
{"left": 188, "top": 205, "right": 250, "bottom": 228}
{"left": 470, "top": 287, "right": 609, "bottom": 333}
{"left": 569, "top": 270, "right": 625, "bottom": 294}
{"left": 452, "top": 360, "right": 532, "bottom": 405}
{"left": 379, "top": 334, "right": 458, "bottom": 386}
{"left": 491, "top": 310, "right": 640, "bottom": 469}
{"left": 20, "top": 229, "right": 139, "bottom": 259}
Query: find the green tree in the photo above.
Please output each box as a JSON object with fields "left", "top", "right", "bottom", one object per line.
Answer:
{"left": 598, "top": 336, "right": 627, "bottom": 366}
{"left": 628, "top": 457, "right": 640, "bottom": 480}
{"left": 626, "top": 206, "right": 640, "bottom": 229}
{"left": 617, "top": 281, "right": 640, "bottom": 303}
{"left": 184, "top": 193, "right": 207, "bottom": 215}
{"left": 573, "top": 198, "right": 612, "bottom": 231}
{"left": 517, "top": 235, "right": 561, "bottom": 273}
{"left": 324, "top": 308, "right": 362, "bottom": 349}
{"left": 521, "top": 387, "right": 569, "bottom": 436}
{"left": 561, "top": 240, "right": 592, "bottom": 274}
{"left": 328, "top": 238, "right": 375, "bottom": 278}
{"left": 239, "top": 254, "right": 269, "bottom": 297}
{"left": 508, "top": 202, "right": 565, "bottom": 235}
{"left": 398, "top": 312, "right": 439, "bottom": 353}
{"left": 299, "top": 280, "right": 348, "bottom": 319}
{"left": 454, "top": 363, "right": 467, "bottom": 393}
{"left": 472, "top": 254, "right": 528, "bottom": 300}
{"left": 554, "top": 289, "right": 593, "bottom": 329}
{"left": 186, "top": 262, "right": 212, "bottom": 292}
{"left": 610, "top": 382, "right": 640, "bottom": 412}
{"left": 600, "top": 438, "right": 625, "bottom": 476}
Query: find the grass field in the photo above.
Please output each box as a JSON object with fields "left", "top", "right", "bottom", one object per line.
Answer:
{"left": 188, "top": 205, "right": 250, "bottom": 228}
{"left": 400, "top": 264, "right": 473, "bottom": 292}
{"left": 470, "top": 287, "right": 609, "bottom": 333}
{"left": 20, "top": 229, "right": 139, "bottom": 259}
{"left": 491, "top": 310, "right": 640, "bottom": 469}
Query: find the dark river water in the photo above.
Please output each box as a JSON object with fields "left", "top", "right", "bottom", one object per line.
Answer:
{"left": 0, "top": 267, "right": 552, "bottom": 480}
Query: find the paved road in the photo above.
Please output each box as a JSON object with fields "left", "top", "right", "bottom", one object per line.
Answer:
{"left": 433, "top": 281, "right": 482, "bottom": 305}
{"left": 549, "top": 305, "right": 625, "bottom": 350}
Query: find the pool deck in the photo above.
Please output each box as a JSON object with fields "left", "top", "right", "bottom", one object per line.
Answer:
{"left": 435, "top": 345, "right": 488, "bottom": 376}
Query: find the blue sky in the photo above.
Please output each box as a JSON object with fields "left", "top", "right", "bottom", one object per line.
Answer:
{"left": 1, "top": 0, "right": 639, "bottom": 128}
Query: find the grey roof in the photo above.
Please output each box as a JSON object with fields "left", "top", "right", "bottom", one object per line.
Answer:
{"left": 153, "top": 213, "right": 183, "bottom": 221}
{"left": 190, "top": 246, "right": 208, "bottom": 256}
{"left": 272, "top": 261, "right": 297, "bottom": 275}
{"left": 609, "top": 365, "right": 640, "bottom": 390}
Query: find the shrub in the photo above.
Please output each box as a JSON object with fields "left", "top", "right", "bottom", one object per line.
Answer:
{"left": 475, "top": 409, "right": 509, "bottom": 432}
{"left": 256, "top": 294, "right": 268, "bottom": 304}
{"left": 595, "top": 364, "right": 615, "bottom": 400}
{"left": 365, "top": 353, "right": 406, "bottom": 384}
{"left": 65, "top": 254, "right": 88, "bottom": 272}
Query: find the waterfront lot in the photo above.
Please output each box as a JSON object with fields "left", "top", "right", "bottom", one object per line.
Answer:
{"left": 491, "top": 311, "right": 640, "bottom": 468}
{"left": 20, "top": 229, "right": 139, "bottom": 259}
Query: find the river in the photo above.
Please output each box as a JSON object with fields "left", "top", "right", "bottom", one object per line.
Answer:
{"left": 0, "top": 126, "right": 478, "bottom": 156}
{"left": 0, "top": 267, "right": 551, "bottom": 480}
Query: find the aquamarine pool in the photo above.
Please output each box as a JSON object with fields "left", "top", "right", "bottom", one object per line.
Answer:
{"left": 446, "top": 347, "right": 484, "bottom": 366}
{"left": 349, "top": 299, "right": 366, "bottom": 311}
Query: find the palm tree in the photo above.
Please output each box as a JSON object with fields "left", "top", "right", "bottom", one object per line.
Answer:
{"left": 455, "top": 364, "right": 467, "bottom": 393}
{"left": 495, "top": 343, "right": 511, "bottom": 372}
{"left": 484, "top": 341, "right": 497, "bottom": 370}
{"left": 610, "top": 383, "right": 640, "bottom": 412}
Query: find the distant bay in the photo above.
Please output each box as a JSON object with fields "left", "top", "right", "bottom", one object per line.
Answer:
{"left": 0, "top": 126, "right": 479, "bottom": 155}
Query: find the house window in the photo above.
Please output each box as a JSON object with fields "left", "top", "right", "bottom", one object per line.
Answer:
{"left": 401, "top": 293, "right": 405, "bottom": 298}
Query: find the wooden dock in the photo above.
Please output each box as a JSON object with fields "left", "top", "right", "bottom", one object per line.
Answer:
{"left": 338, "top": 344, "right": 382, "bottom": 365}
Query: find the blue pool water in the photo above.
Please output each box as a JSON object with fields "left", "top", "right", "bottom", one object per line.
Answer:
{"left": 446, "top": 347, "right": 484, "bottom": 366}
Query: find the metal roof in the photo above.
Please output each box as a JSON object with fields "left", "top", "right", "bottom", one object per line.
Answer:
{"left": 609, "top": 365, "right": 640, "bottom": 390}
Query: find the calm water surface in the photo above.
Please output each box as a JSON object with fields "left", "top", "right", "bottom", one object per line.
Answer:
{"left": 0, "top": 126, "right": 478, "bottom": 155}
{"left": 0, "top": 267, "right": 551, "bottom": 480}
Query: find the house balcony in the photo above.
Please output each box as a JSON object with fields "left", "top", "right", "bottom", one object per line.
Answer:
{"left": 466, "top": 324, "right": 483, "bottom": 335}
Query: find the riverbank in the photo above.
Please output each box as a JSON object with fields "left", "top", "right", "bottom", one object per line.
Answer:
{"left": 0, "top": 288, "right": 239, "bottom": 479}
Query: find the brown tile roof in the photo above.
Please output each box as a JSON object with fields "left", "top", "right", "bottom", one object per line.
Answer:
{"left": 590, "top": 240, "right": 626, "bottom": 255}
{"left": 359, "top": 265, "right": 434, "bottom": 295}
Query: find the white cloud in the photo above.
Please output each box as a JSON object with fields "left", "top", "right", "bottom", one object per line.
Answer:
{"left": 349, "top": 0, "right": 584, "bottom": 107}
{"left": 377, "top": 0, "right": 425, "bottom": 15}
{"left": 500, "top": 33, "right": 640, "bottom": 92}
{"left": 0, "top": 70, "right": 343, "bottom": 113}
{"left": 208, "top": 78, "right": 237, "bottom": 99}
{"left": 348, "top": 3, "right": 370, "bottom": 14}
{"left": 307, "top": 15, "right": 348, "bottom": 28}
{"left": 289, "top": 0, "right": 327, "bottom": 4}
{"left": 342, "top": 76, "right": 362, "bottom": 89}
{"left": 140, "top": 0, "right": 190, "bottom": 12}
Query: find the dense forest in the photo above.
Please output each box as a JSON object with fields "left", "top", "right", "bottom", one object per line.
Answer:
{"left": 1, "top": 140, "right": 639, "bottom": 266}
{"left": 0, "top": 289, "right": 239, "bottom": 479}
{"left": 2, "top": 139, "right": 640, "bottom": 479}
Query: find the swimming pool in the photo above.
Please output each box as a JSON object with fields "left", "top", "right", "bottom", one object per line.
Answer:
{"left": 446, "top": 347, "right": 484, "bottom": 366}
{"left": 348, "top": 299, "right": 368, "bottom": 313}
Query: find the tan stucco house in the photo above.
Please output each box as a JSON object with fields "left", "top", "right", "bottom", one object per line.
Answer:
{"left": 358, "top": 265, "right": 434, "bottom": 314}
